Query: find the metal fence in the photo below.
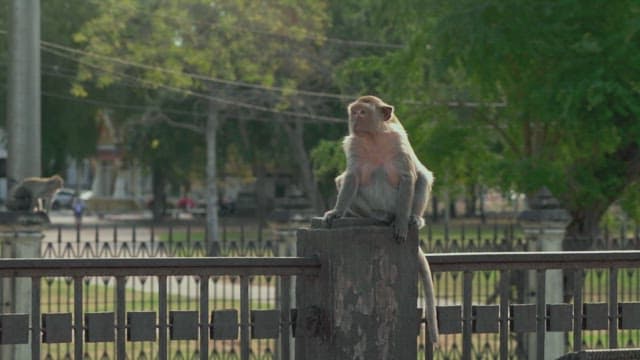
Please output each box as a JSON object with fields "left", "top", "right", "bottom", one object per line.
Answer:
{"left": 426, "top": 251, "right": 640, "bottom": 360}
{"left": 1, "top": 252, "right": 640, "bottom": 359}
{"left": 0, "top": 257, "right": 320, "bottom": 360}
{"left": 39, "top": 221, "right": 292, "bottom": 360}
{"left": 34, "top": 220, "right": 640, "bottom": 359}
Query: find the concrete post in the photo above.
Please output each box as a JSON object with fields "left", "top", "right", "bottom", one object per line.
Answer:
{"left": 7, "top": 0, "right": 41, "bottom": 183}
{"left": 518, "top": 188, "right": 571, "bottom": 360}
{"left": 296, "top": 218, "right": 418, "bottom": 360}
{"left": 0, "top": 212, "right": 47, "bottom": 360}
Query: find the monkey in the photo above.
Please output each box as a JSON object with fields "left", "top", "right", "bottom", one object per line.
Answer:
{"left": 6, "top": 175, "right": 64, "bottom": 213}
{"left": 322, "top": 95, "right": 439, "bottom": 344}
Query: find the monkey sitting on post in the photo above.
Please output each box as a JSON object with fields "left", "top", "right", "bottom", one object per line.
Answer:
{"left": 322, "top": 95, "right": 439, "bottom": 343}
{"left": 6, "top": 175, "right": 64, "bottom": 213}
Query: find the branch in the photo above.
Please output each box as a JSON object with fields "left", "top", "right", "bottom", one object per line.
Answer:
{"left": 477, "top": 112, "right": 521, "bottom": 155}
{"left": 141, "top": 109, "right": 204, "bottom": 134}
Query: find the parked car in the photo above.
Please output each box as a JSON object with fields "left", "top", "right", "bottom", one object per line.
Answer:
{"left": 51, "top": 188, "right": 93, "bottom": 210}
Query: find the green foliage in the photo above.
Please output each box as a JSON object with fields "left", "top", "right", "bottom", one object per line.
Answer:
{"left": 74, "top": 0, "right": 328, "bottom": 93}
{"left": 123, "top": 118, "right": 203, "bottom": 181}
{"left": 375, "top": 0, "right": 640, "bottom": 222}
{"left": 73, "top": 0, "right": 330, "bottom": 190}
{"left": 310, "top": 139, "right": 345, "bottom": 203}
{"left": 619, "top": 182, "right": 640, "bottom": 223}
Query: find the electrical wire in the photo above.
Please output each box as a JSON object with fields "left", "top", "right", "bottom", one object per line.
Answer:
{"left": 41, "top": 45, "right": 345, "bottom": 123}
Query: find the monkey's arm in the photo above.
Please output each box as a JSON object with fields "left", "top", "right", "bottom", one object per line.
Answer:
{"left": 393, "top": 157, "right": 416, "bottom": 243}
{"left": 410, "top": 167, "right": 433, "bottom": 229}
{"left": 323, "top": 171, "right": 359, "bottom": 226}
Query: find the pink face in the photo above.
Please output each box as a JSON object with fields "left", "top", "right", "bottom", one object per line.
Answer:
{"left": 349, "top": 103, "right": 377, "bottom": 133}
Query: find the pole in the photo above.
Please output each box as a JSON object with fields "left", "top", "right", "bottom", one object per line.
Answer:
{"left": 7, "top": 0, "right": 41, "bottom": 184}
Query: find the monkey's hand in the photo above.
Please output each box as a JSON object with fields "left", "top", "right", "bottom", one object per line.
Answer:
{"left": 392, "top": 220, "right": 409, "bottom": 243}
{"left": 322, "top": 209, "right": 343, "bottom": 227}
{"left": 409, "top": 215, "right": 425, "bottom": 229}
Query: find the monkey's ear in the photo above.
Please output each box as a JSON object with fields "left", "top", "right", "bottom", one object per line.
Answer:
{"left": 381, "top": 105, "right": 394, "bottom": 121}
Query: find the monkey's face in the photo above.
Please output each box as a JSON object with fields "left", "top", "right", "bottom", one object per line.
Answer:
{"left": 348, "top": 102, "right": 384, "bottom": 134}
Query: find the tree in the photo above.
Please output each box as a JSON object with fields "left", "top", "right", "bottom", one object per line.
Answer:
{"left": 408, "top": 0, "right": 640, "bottom": 248}
{"left": 73, "top": 0, "right": 328, "bottom": 244}
{"left": 123, "top": 106, "right": 204, "bottom": 219}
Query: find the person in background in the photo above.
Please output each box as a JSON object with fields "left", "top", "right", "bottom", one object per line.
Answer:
{"left": 72, "top": 195, "right": 85, "bottom": 227}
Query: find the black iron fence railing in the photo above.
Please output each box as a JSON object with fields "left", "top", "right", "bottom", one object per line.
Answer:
{"left": 0, "top": 257, "right": 320, "bottom": 360}
{"left": 426, "top": 251, "right": 640, "bottom": 360}
{"left": 0, "top": 252, "right": 638, "bottom": 359}
{"left": 37, "top": 222, "right": 640, "bottom": 359}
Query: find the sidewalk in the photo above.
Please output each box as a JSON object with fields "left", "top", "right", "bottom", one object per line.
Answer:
{"left": 47, "top": 209, "right": 155, "bottom": 225}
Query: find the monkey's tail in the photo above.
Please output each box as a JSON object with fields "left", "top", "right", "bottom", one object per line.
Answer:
{"left": 418, "top": 247, "right": 439, "bottom": 344}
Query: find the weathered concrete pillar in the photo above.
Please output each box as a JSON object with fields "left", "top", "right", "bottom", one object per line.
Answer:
{"left": 0, "top": 212, "right": 47, "bottom": 360}
{"left": 296, "top": 218, "right": 418, "bottom": 360}
{"left": 518, "top": 188, "right": 571, "bottom": 360}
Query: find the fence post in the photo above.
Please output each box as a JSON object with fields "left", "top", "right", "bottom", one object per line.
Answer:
{"left": 518, "top": 188, "right": 571, "bottom": 360}
{"left": 0, "top": 211, "right": 47, "bottom": 360}
{"left": 296, "top": 218, "right": 418, "bottom": 360}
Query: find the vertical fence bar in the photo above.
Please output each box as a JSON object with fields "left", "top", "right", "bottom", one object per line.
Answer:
{"left": 573, "top": 269, "right": 584, "bottom": 352}
{"left": 31, "top": 276, "right": 41, "bottom": 360}
{"left": 462, "top": 271, "right": 472, "bottom": 360}
{"left": 241, "top": 275, "right": 250, "bottom": 360}
{"left": 158, "top": 275, "right": 168, "bottom": 360}
{"left": 425, "top": 306, "right": 432, "bottom": 360}
{"left": 199, "top": 274, "right": 209, "bottom": 360}
{"left": 116, "top": 276, "right": 126, "bottom": 360}
{"left": 499, "top": 270, "right": 510, "bottom": 359}
{"left": 536, "top": 270, "right": 546, "bottom": 360}
{"left": 609, "top": 267, "right": 618, "bottom": 348}
{"left": 280, "top": 276, "right": 291, "bottom": 360}
{"left": 74, "top": 276, "right": 83, "bottom": 360}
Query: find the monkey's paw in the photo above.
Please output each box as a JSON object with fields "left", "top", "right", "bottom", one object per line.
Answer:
{"left": 322, "top": 209, "right": 343, "bottom": 227}
{"left": 409, "top": 215, "right": 425, "bottom": 229}
{"left": 393, "top": 221, "right": 408, "bottom": 243}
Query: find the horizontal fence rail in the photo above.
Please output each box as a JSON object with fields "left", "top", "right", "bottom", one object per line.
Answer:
{"left": 0, "top": 257, "right": 321, "bottom": 276}
{"left": 427, "top": 251, "right": 640, "bottom": 270}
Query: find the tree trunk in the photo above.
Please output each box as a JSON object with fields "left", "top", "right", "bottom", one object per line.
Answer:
{"left": 253, "top": 164, "right": 268, "bottom": 226}
{"left": 236, "top": 120, "right": 269, "bottom": 225}
{"left": 562, "top": 141, "right": 640, "bottom": 250}
{"left": 282, "top": 120, "right": 325, "bottom": 213}
{"left": 151, "top": 165, "right": 166, "bottom": 221}
{"left": 563, "top": 207, "right": 607, "bottom": 251}
{"left": 206, "top": 98, "right": 219, "bottom": 255}
{"left": 465, "top": 183, "right": 477, "bottom": 217}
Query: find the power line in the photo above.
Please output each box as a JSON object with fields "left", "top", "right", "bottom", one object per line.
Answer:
{"left": 42, "top": 90, "right": 199, "bottom": 117}
{"left": 41, "top": 45, "right": 345, "bottom": 123}
{"left": 4, "top": 55, "right": 345, "bottom": 124}
{"left": 41, "top": 40, "right": 507, "bottom": 109}
{"left": 40, "top": 39, "right": 353, "bottom": 101}
{"left": 0, "top": 30, "right": 507, "bottom": 109}
{"left": 0, "top": 28, "right": 351, "bottom": 101}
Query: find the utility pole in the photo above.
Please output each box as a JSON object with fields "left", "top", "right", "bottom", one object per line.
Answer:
{"left": 7, "top": 0, "right": 41, "bottom": 185}
{"left": 4, "top": 2, "right": 41, "bottom": 359}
